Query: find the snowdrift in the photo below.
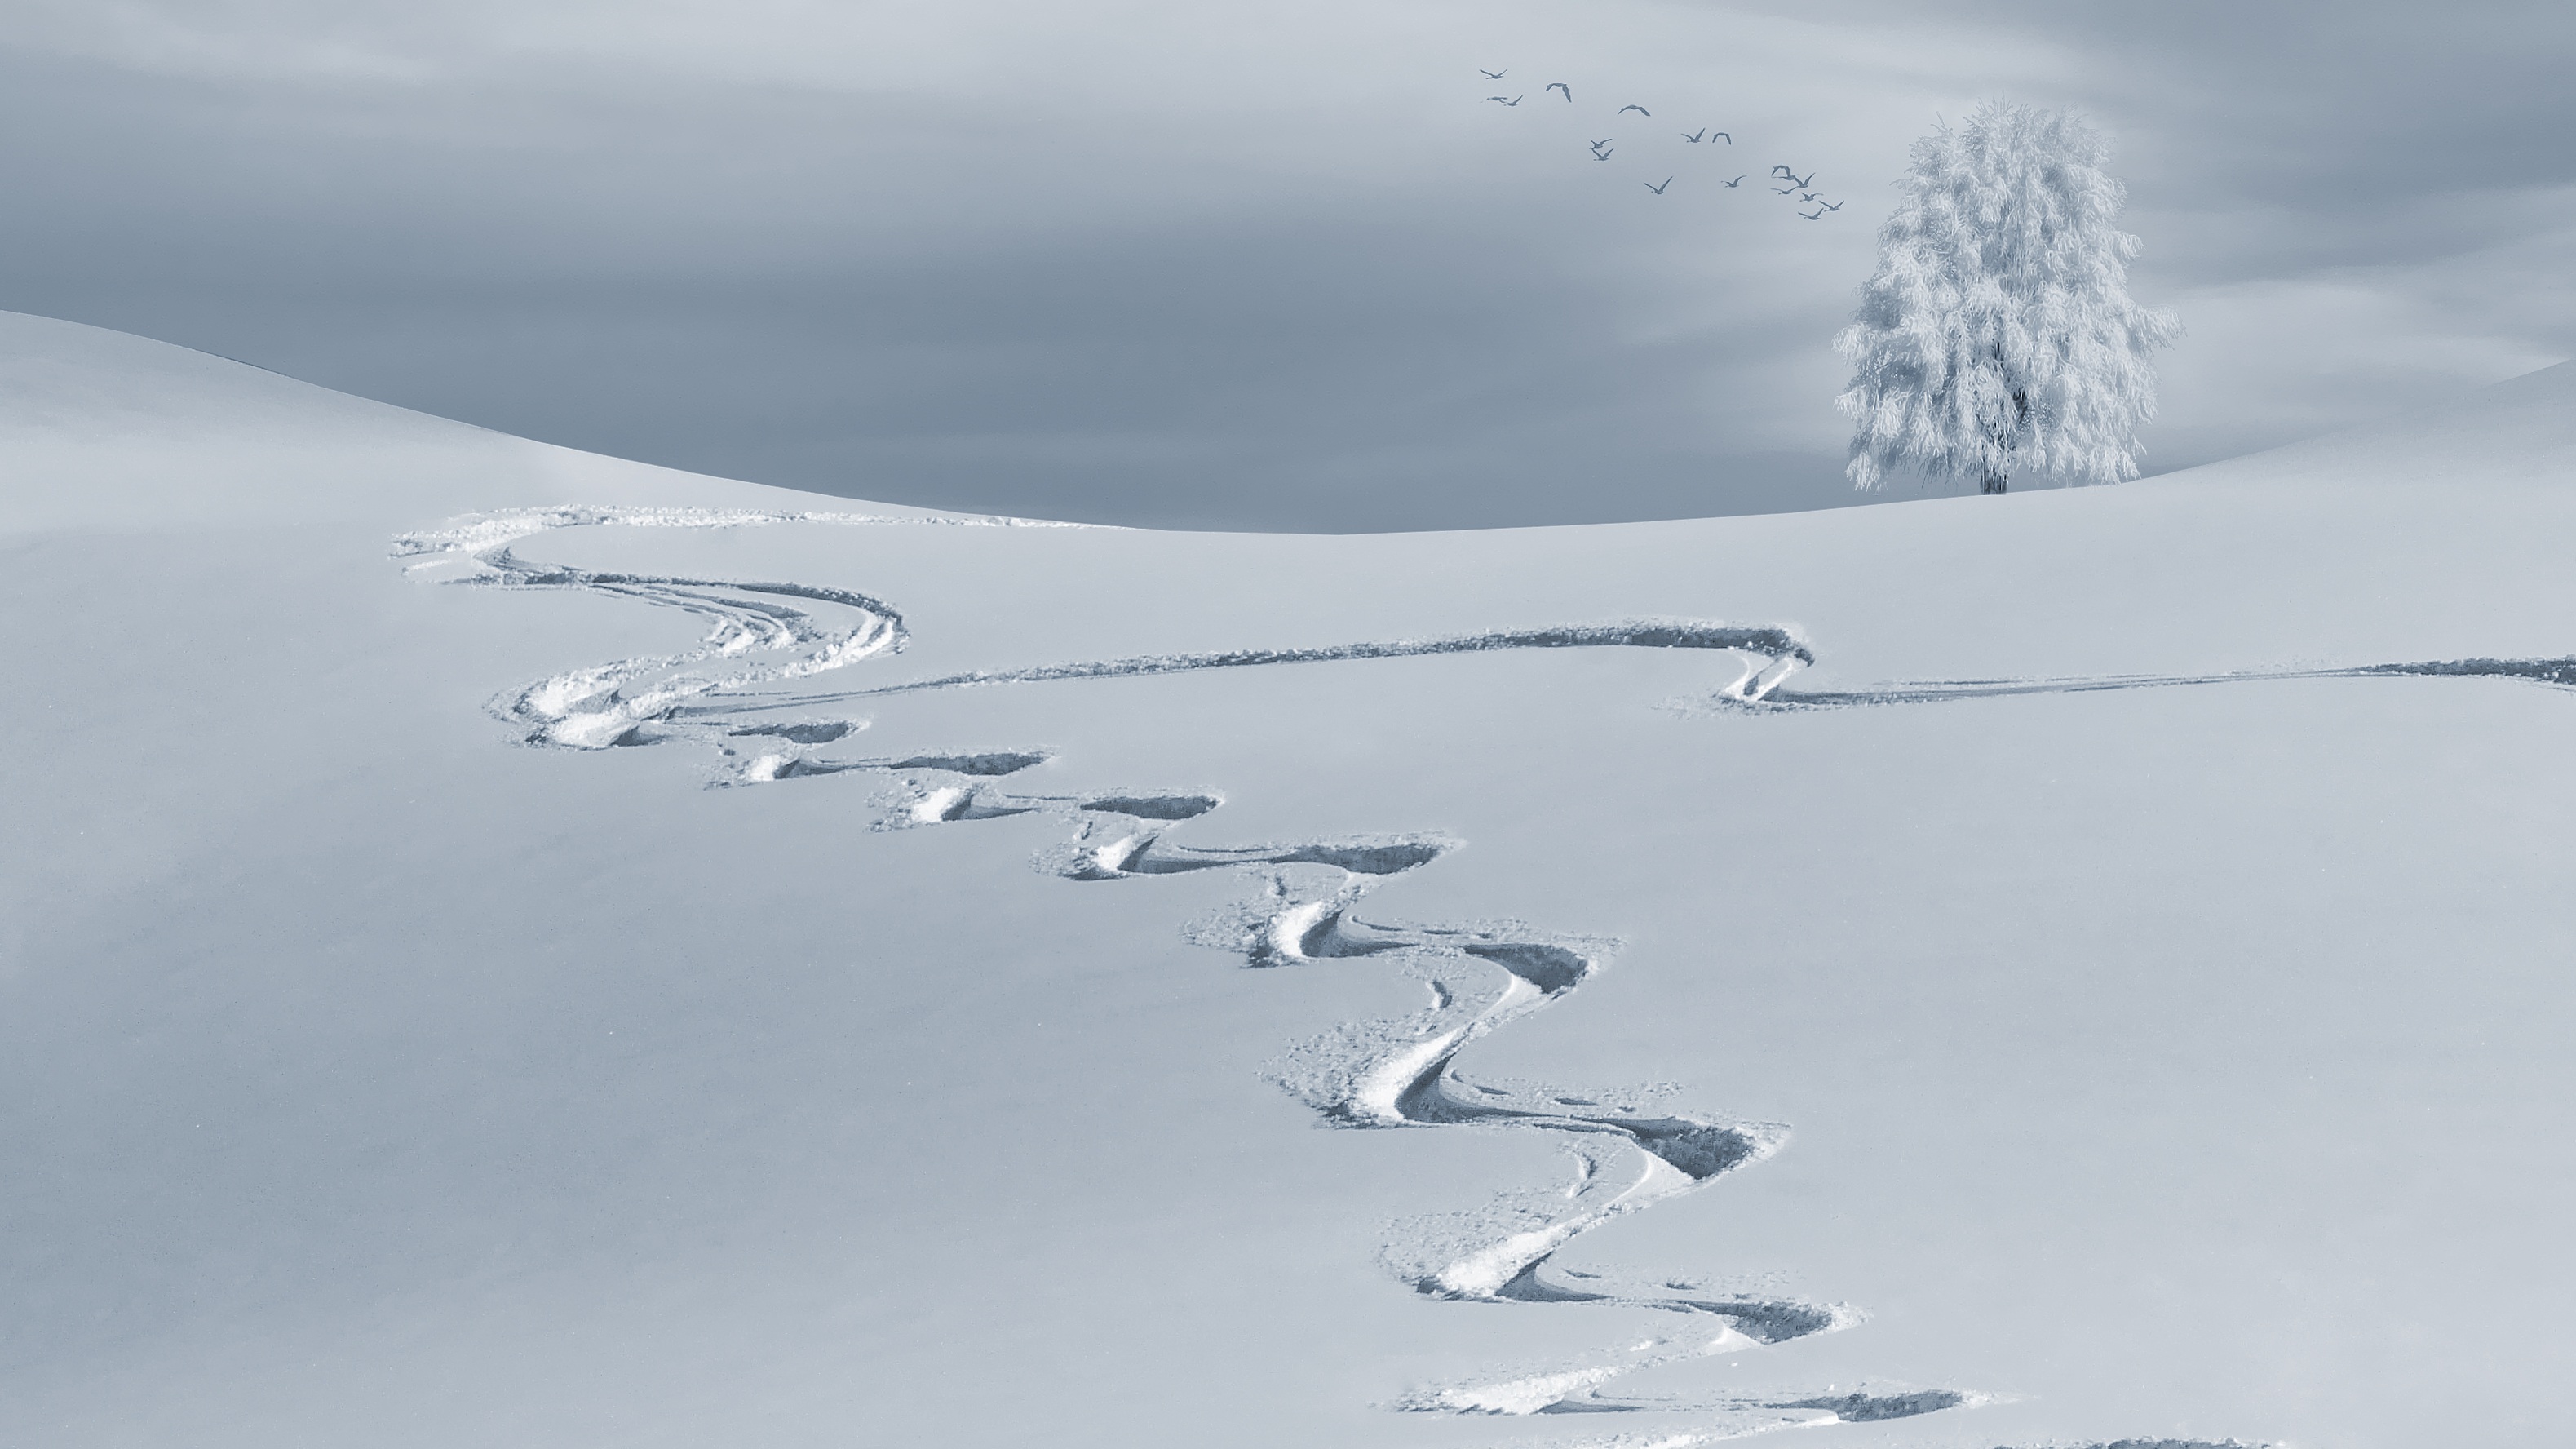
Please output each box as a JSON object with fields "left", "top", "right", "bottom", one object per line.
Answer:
{"left": 7, "top": 311, "right": 2576, "bottom": 1448}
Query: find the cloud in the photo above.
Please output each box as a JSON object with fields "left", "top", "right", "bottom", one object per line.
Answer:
{"left": 1, "top": 2, "right": 2568, "bottom": 525}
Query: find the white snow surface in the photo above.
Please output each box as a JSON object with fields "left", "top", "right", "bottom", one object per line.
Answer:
{"left": 8, "top": 308, "right": 2576, "bottom": 1447}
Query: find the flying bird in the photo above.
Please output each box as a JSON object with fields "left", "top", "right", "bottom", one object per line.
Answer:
{"left": 1722, "top": 175, "right": 1746, "bottom": 187}
{"left": 1770, "top": 164, "right": 1795, "bottom": 178}
{"left": 1773, "top": 184, "right": 1799, "bottom": 194}
{"left": 1711, "top": 131, "right": 1731, "bottom": 144}
{"left": 1618, "top": 104, "right": 1651, "bottom": 116}
{"left": 1800, "top": 206, "right": 1827, "bottom": 220}
{"left": 1547, "top": 82, "right": 1573, "bottom": 101}
{"left": 1817, "top": 200, "right": 1843, "bottom": 212}
{"left": 1782, "top": 169, "right": 1815, "bottom": 188}
{"left": 1591, "top": 137, "right": 1613, "bottom": 148}
{"left": 1487, "top": 95, "right": 1523, "bottom": 105}
{"left": 1645, "top": 177, "right": 1672, "bottom": 194}
{"left": 1683, "top": 129, "right": 1706, "bottom": 143}
{"left": 1799, "top": 191, "right": 1823, "bottom": 202}
{"left": 1481, "top": 68, "right": 1507, "bottom": 78}
{"left": 1593, "top": 147, "right": 1615, "bottom": 161}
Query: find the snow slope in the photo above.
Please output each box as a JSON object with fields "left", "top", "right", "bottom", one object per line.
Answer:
{"left": 7, "top": 308, "right": 2576, "bottom": 1448}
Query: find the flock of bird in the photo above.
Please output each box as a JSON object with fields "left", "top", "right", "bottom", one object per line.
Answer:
{"left": 1476, "top": 68, "right": 1843, "bottom": 218}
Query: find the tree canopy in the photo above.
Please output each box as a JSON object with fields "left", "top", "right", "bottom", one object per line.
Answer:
{"left": 1835, "top": 103, "right": 2180, "bottom": 494}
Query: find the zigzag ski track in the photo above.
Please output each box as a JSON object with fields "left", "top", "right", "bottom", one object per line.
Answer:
{"left": 396, "top": 504, "right": 2525, "bottom": 1445}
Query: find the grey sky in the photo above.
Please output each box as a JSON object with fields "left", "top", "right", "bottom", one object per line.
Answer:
{"left": 3, "top": 1, "right": 2569, "bottom": 530}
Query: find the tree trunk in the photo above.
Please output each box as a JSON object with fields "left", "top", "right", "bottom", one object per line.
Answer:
{"left": 1981, "top": 386, "right": 2025, "bottom": 494}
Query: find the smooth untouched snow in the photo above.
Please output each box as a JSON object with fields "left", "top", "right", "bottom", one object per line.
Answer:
{"left": 7, "top": 308, "right": 2576, "bottom": 1447}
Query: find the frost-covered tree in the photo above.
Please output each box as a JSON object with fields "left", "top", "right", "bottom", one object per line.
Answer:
{"left": 1835, "top": 103, "right": 2179, "bottom": 494}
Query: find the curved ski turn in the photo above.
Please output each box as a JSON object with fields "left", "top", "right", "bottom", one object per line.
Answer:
{"left": 401, "top": 506, "right": 2332, "bottom": 1442}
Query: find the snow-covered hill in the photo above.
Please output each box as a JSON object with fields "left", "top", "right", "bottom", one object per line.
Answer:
{"left": 7, "top": 310, "right": 2574, "bottom": 1447}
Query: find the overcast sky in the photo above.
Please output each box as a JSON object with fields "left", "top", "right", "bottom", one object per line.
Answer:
{"left": 4, "top": 1, "right": 2571, "bottom": 529}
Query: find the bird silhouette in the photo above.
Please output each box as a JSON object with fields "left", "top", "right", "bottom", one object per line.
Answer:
{"left": 1487, "top": 95, "right": 1523, "bottom": 105}
{"left": 1683, "top": 129, "right": 1706, "bottom": 143}
{"left": 1773, "top": 184, "right": 1799, "bottom": 194}
{"left": 1800, "top": 205, "right": 1827, "bottom": 220}
{"left": 1618, "top": 104, "right": 1651, "bottom": 117}
{"left": 1711, "top": 131, "right": 1731, "bottom": 144}
{"left": 1481, "top": 68, "right": 1507, "bottom": 79}
{"left": 1547, "top": 82, "right": 1573, "bottom": 101}
{"left": 1817, "top": 199, "right": 1843, "bottom": 212}
{"left": 1593, "top": 147, "right": 1615, "bottom": 161}
{"left": 1770, "top": 164, "right": 1794, "bottom": 178}
{"left": 1799, "top": 190, "right": 1823, "bottom": 202}
{"left": 1645, "top": 177, "right": 1672, "bottom": 194}
{"left": 1591, "top": 137, "right": 1613, "bottom": 148}
{"left": 1722, "top": 175, "right": 1746, "bottom": 187}
{"left": 1782, "top": 169, "right": 1815, "bottom": 188}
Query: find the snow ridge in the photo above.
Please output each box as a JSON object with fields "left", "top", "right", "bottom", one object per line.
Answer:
{"left": 400, "top": 505, "right": 2277, "bottom": 1443}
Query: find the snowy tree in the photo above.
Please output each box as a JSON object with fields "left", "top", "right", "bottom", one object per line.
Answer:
{"left": 1835, "top": 103, "right": 2179, "bottom": 494}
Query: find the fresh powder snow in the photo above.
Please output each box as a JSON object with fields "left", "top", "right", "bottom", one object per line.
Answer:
{"left": 8, "top": 309, "right": 2576, "bottom": 1447}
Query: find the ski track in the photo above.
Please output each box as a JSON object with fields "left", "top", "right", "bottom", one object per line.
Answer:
{"left": 799, "top": 622, "right": 1816, "bottom": 703}
{"left": 388, "top": 503, "right": 2507, "bottom": 1445}
{"left": 1736, "top": 654, "right": 2576, "bottom": 712}
{"left": 1545, "top": 1437, "right": 2252, "bottom": 1449}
